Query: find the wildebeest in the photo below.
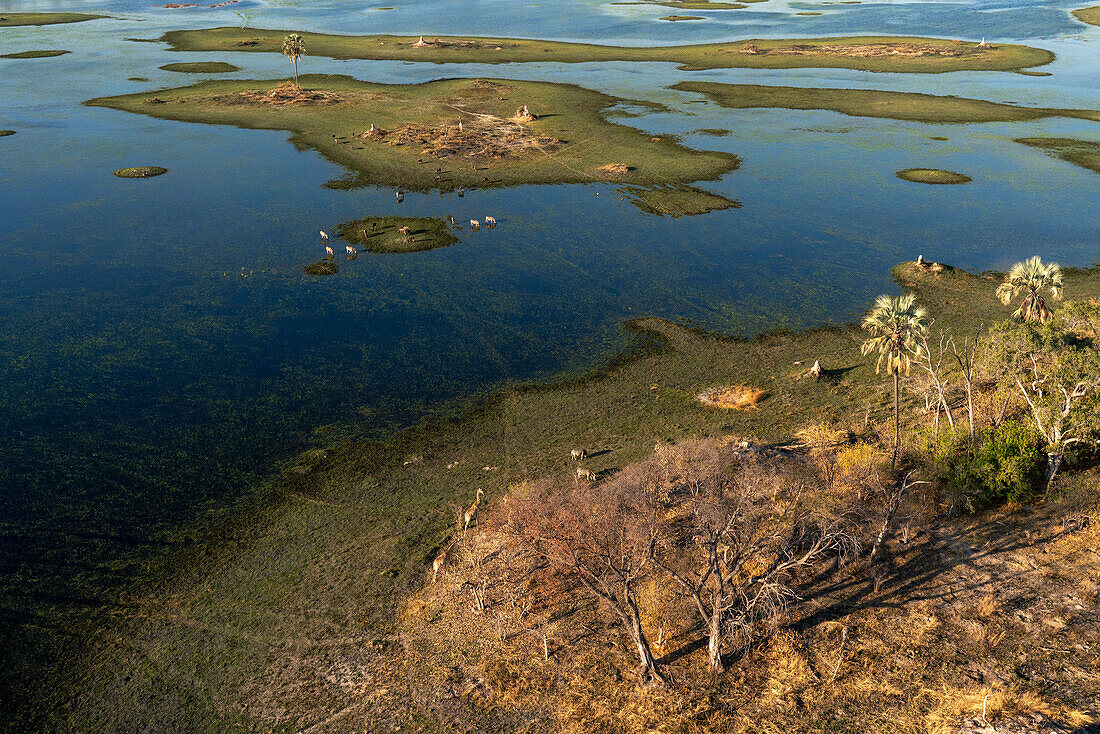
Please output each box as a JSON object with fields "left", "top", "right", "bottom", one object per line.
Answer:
{"left": 576, "top": 467, "right": 597, "bottom": 482}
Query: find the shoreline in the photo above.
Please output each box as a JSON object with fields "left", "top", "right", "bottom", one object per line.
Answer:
{"left": 40, "top": 260, "right": 1100, "bottom": 730}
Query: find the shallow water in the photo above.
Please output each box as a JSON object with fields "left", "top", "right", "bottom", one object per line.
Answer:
{"left": 1, "top": 0, "right": 1099, "bottom": 689}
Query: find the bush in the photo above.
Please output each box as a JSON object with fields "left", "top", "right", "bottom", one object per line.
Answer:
{"left": 933, "top": 421, "right": 1044, "bottom": 511}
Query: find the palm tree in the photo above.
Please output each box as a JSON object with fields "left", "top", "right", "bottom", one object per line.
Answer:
{"left": 282, "top": 34, "right": 305, "bottom": 88}
{"left": 861, "top": 294, "right": 929, "bottom": 466}
{"left": 995, "top": 256, "right": 1063, "bottom": 323}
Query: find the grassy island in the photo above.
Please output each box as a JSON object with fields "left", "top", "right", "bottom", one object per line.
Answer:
{"left": 1015, "top": 136, "right": 1100, "bottom": 174}
{"left": 0, "top": 12, "right": 105, "bottom": 27}
{"left": 158, "top": 28, "right": 1055, "bottom": 74}
{"left": 674, "top": 81, "right": 1100, "bottom": 124}
{"left": 302, "top": 259, "right": 339, "bottom": 276}
{"left": 159, "top": 61, "right": 240, "bottom": 73}
{"left": 337, "top": 216, "right": 460, "bottom": 253}
{"left": 0, "top": 49, "right": 70, "bottom": 59}
{"left": 85, "top": 76, "right": 739, "bottom": 199}
{"left": 626, "top": 0, "right": 746, "bottom": 9}
{"left": 659, "top": 14, "right": 706, "bottom": 20}
{"left": 0, "top": 130, "right": 14, "bottom": 137}
{"left": 1072, "top": 5, "right": 1100, "bottom": 25}
{"left": 895, "top": 167, "right": 972, "bottom": 184}
{"left": 49, "top": 261, "right": 1100, "bottom": 733}
{"left": 113, "top": 166, "right": 168, "bottom": 178}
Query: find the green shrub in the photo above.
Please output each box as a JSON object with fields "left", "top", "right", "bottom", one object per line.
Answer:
{"left": 931, "top": 421, "right": 1044, "bottom": 511}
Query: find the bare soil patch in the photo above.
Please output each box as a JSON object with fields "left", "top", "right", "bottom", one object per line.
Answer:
{"left": 368, "top": 116, "right": 560, "bottom": 161}
{"left": 698, "top": 385, "right": 767, "bottom": 409}
{"left": 237, "top": 83, "right": 344, "bottom": 106}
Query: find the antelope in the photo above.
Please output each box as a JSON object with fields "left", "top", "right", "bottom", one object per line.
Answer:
{"left": 325, "top": 245, "right": 334, "bottom": 258}
{"left": 463, "top": 488, "right": 484, "bottom": 532}
{"left": 570, "top": 448, "right": 587, "bottom": 461}
{"left": 484, "top": 216, "right": 496, "bottom": 227}
{"left": 396, "top": 190, "right": 404, "bottom": 202}
{"left": 320, "top": 230, "right": 329, "bottom": 243}
{"left": 431, "top": 541, "right": 453, "bottom": 583}
{"left": 576, "top": 467, "right": 597, "bottom": 482}
{"left": 346, "top": 245, "right": 357, "bottom": 258}
{"left": 469, "top": 219, "right": 480, "bottom": 230}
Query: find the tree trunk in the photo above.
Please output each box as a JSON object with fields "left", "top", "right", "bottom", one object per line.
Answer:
{"left": 293, "top": 59, "right": 299, "bottom": 88}
{"left": 626, "top": 593, "right": 666, "bottom": 687}
{"left": 707, "top": 607, "right": 724, "bottom": 671}
{"left": 892, "top": 371, "right": 900, "bottom": 467}
{"left": 1044, "top": 450, "right": 1064, "bottom": 493}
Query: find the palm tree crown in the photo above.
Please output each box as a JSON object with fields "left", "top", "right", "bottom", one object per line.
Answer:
{"left": 995, "top": 256, "right": 1063, "bottom": 323}
{"left": 282, "top": 34, "right": 305, "bottom": 87}
{"left": 860, "top": 293, "right": 928, "bottom": 374}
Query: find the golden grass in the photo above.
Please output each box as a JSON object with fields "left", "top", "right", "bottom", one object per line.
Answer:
{"left": 926, "top": 687, "right": 1054, "bottom": 734}
{"left": 697, "top": 385, "right": 767, "bottom": 410}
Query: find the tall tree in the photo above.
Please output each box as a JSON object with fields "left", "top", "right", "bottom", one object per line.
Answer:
{"left": 861, "top": 293, "right": 929, "bottom": 466}
{"left": 996, "top": 256, "right": 1064, "bottom": 323}
{"left": 282, "top": 33, "right": 305, "bottom": 88}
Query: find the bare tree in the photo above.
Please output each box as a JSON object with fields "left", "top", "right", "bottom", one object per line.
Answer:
{"left": 868, "top": 471, "right": 928, "bottom": 564}
{"left": 911, "top": 324, "right": 955, "bottom": 433}
{"left": 498, "top": 475, "right": 668, "bottom": 687}
{"left": 649, "top": 450, "right": 858, "bottom": 672}
{"left": 949, "top": 327, "right": 981, "bottom": 439}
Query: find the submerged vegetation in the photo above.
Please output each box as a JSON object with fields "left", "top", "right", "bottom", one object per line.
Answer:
{"left": 675, "top": 81, "right": 1100, "bottom": 124}
{"left": 85, "top": 75, "right": 738, "bottom": 203}
{"left": 158, "top": 28, "right": 1055, "bottom": 74}
{"left": 1015, "top": 136, "right": 1100, "bottom": 175}
{"left": 895, "top": 168, "right": 972, "bottom": 184}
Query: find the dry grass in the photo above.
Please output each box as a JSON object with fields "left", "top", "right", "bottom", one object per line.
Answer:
{"left": 370, "top": 117, "right": 560, "bottom": 160}
{"left": 596, "top": 162, "right": 632, "bottom": 175}
{"left": 697, "top": 385, "right": 767, "bottom": 410}
{"left": 237, "top": 82, "right": 344, "bottom": 106}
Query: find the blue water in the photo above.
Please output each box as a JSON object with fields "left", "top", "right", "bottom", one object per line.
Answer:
{"left": 1, "top": 0, "right": 1099, "bottom": 709}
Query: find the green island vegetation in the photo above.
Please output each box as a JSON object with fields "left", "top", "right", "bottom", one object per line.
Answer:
{"left": 158, "top": 28, "right": 1055, "bottom": 74}
{"left": 0, "top": 129, "right": 14, "bottom": 136}
{"left": 336, "top": 215, "right": 460, "bottom": 253}
{"left": 113, "top": 166, "right": 168, "bottom": 178}
{"left": 0, "top": 49, "right": 70, "bottom": 59}
{"left": 895, "top": 167, "right": 972, "bottom": 184}
{"left": 1072, "top": 4, "right": 1100, "bottom": 25}
{"left": 674, "top": 80, "right": 1100, "bottom": 123}
{"left": 930, "top": 135, "right": 949, "bottom": 140}
{"left": 694, "top": 127, "right": 731, "bottom": 135}
{"left": 0, "top": 12, "right": 106, "bottom": 27}
{"left": 85, "top": 76, "right": 740, "bottom": 212}
{"left": 659, "top": 14, "right": 706, "bottom": 20}
{"left": 42, "top": 258, "right": 1100, "bottom": 732}
{"left": 158, "top": 61, "right": 241, "bottom": 73}
{"left": 619, "top": 182, "right": 740, "bottom": 216}
{"left": 1015, "top": 136, "right": 1100, "bottom": 175}
{"left": 127, "top": 76, "right": 150, "bottom": 82}
{"left": 302, "top": 259, "right": 339, "bottom": 275}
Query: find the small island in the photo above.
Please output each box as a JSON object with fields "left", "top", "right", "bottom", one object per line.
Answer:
{"left": 0, "top": 130, "right": 15, "bottom": 137}
{"left": 159, "top": 61, "right": 241, "bottom": 73}
{"left": 0, "top": 50, "right": 71, "bottom": 59}
{"left": 673, "top": 81, "right": 1100, "bottom": 123}
{"left": 337, "top": 216, "right": 460, "bottom": 253}
{"left": 0, "top": 12, "right": 106, "bottom": 27}
{"left": 1072, "top": 4, "right": 1100, "bottom": 25}
{"left": 895, "top": 168, "right": 972, "bottom": 184}
{"left": 303, "top": 260, "right": 339, "bottom": 276}
{"left": 86, "top": 76, "right": 739, "bottom": 206}
{"left": 113, "top": 166, "right": 168, "bottom": 178}
{"left": 157, "top": 28, "right": 1056, "bottom": 74}
{"left": 659, "top": 15, "right": 706, "bottom": 20}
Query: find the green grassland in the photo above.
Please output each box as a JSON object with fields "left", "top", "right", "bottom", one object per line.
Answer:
{"left": 1015, "top": 136, "right": 1100, "bottom": 174}
{"left": 84, "top": 75, "right": 739, "bottom": 196}
{"left": 674, "top": 81, "right": 1100, "bottom": 123}
{"left": 0, "top": 12, "right": 105, "bottom": 27}
{"left": 337, "top": 216, "right": 460, "bottom": 253}
{"left": 159, "top": 61, "right": 240, "bottom": 73}
{"left": 1072, "top": 4, "right": 1100, "bottom": 25}
{"left": 159, "top": 27, "right": 1054, "bottom": 73}
{"left": 47, "top": 263, "right": 1100, "bottom": 731}
{"left": 895, "top": 168, "right": 972, "bottom": 184}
